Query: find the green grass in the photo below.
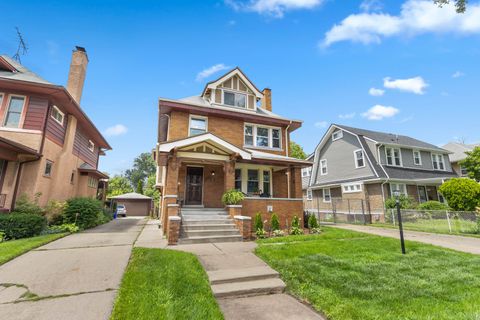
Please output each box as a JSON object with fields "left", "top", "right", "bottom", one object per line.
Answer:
{"left": 372, "top": 219, "right": 480, "bottom": 238}
{"left": 0, "top": 233, "right": 67, "bottom": 265}
{"left": 256, "top": 227, "right": 480, "bottom": 320}
{"left": 110, "top": 248, "right": 223, "bottom": 320}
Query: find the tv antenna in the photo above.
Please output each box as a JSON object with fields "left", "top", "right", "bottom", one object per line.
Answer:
{"left": 13, "top": 27, "right": 28, "bottom": 63}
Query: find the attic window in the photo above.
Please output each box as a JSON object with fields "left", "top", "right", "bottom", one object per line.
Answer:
{"left": 332, "top": 130, "right": 343, "bottom": 141}
{"left": 223, "top": 91, "right": 246, "bottom": 108}
{"left": 88, "top": 140, "right": 95, "bottom": 152}
{"left": 51, "top": 106, "right": 64, "bottom": 126}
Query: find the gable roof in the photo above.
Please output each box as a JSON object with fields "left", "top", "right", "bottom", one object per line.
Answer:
{"left": 442, "top": 142, "right": 479, "bottom": 162}
{"left": 201, "top": 67, "right": 263, "bottom": 98}
{"left": 333, "top": 124, "right": 448, "bottom": 152}
{"left": 109, "top": 192, "right": 152, "bottom": 200}
{"left": 0, "top": 55, "right": 52, "bottom": 85}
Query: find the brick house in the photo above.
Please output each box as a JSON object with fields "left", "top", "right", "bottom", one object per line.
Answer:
{"left": 154, "top": 68, "right": 311, "bottom": 244}
{"left": 306, "top": 124, "right": 457, "bottom": 222}
{"left": 0, "top": 47, "right": 110, "bottom": 212}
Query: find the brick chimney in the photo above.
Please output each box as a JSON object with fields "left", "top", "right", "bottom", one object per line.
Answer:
{"left": 262, "top": 88, "right": 272, "bottom": 112}
{"left": 66, "top": 46, "right": 88, "bottom": 104}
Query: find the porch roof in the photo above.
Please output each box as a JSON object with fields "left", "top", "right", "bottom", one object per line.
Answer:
{"left": 0, "top": 136, "right": 40, "bottom": 158}
{"left": 78, "top": 163, "right": 109, "bottom": 179}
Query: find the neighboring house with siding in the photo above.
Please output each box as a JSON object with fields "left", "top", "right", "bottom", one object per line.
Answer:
{"left": 442, "top": 142, "right": 479, "bottom": 177}
{"left": 0, "top": 47, "right": 110, "bottom": 212}
{"left": 154, "top": 67, "right": 311, "bottom": 244}
{"left": 307, "top": 124, "right": 457, "bottom": 219}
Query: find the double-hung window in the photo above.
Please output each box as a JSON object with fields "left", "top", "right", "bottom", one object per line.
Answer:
{"left": 320, "top": 159, "right": 327, "bottom": 175}
{"left": 244, "top": 124, "right": 282, "bottom": 149}
{"left": 323, "top": 188, "right": 331, "bottom": 202}
{"left": 51, "top": 106, "right": 64, "bottom": 126}
{"left": 354, "top": 150, "right": 365, "bottom": 168}
{"left": 189, "top": 116, "right": 207, "bottom": 136}
{"left": 234, "top": 169, "right": 242, "bottom": 191}
{"left": 247, "top": 169, "right": 259, "bottom": 194}
{"left": 413, "top": 150, "right": 422, "bottom": 165}
{"left": 302, "top": 167, "right": 312, "bottom": 177}
{"left": 390, "top": 183, "right": 407, "bottom": 196}
{"left": 223, "top": 91, "right": 246, "bottom": 108}
{"left": 307, "top": 189, "right": 313, "bottom": 200}
{"left": 386, "top": 147, "right": 402, "bottom": 166}
{"left": 3, "top": 96, "right": 25, "bottom": 128}
{"left": 432, "top": 153, "right": 445, "bottom": 170}
{"left": 263, "top": 170, "right": 271, "bottom": 195}
{"left": 88, "top": 140, "right": 95, "bottom": 152}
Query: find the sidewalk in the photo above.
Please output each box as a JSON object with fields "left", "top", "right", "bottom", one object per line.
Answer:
{"left": 0, "top": 217, "right": 146, "bottom": 320}
{"left": 332, "top": 224, "right": 480, "bottom": 254}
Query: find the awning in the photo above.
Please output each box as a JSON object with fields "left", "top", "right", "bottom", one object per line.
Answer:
{"left": 78, "top": 163, "right": 109, "bottom": 179}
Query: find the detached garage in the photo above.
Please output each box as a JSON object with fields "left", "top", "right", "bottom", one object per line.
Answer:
{"left": 110, "top": 192, "right": 152, "bottom": 217}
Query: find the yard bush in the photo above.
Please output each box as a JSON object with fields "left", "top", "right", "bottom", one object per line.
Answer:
{"left": 13, "top": 193, "right": 44, "bottom": 216}
{"left": 254, "top": 212, "right": 263, "bottom": 231}
{"left": 221, "top": 189, "right": 244, "bottom": 205}
{"left": 439, "top": 178, "right": 480, "bottom": 211}
{"left": 43, "top": 200, "right": 66, "bottom": 225}
{"left": 290, "top": 215, "right": 304, "bottom": 235}
{"left": 417, "top": 201, "right": 450, "bottom": 211}
{"left": 47, "top": 223, "right": 79, "bottom": 234}
{"left": 270, "top": 213, "right": 280, "bottom": 231}
{"left": 308, "top": 214, "right": 319, "bottom": 229}
{"left": 63, "top": 197, "right": 104, "bottom": 229}
{"left": 291, "top": 215, "right": 300, "bottom": 228}
{"left": 384, "top": 195, "right": 417, "bottom": 209}
{"left": 0, "top": 213, "right": 46, "bottom": 240}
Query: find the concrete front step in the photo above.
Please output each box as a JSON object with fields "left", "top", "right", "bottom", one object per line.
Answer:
{"left": 182, "top": 215, "right": 229, "bottom": 220}
{"left": 208, "top": 266, "right": 280, "bottom": 285}
{"left": 179, "top": 235, "right": 243, "bottom": 244}
{"left": 182, "top": 229, "right": 241, "bottom": 237}
{"left": 183, "top": 219, "right": 234, "bottom": 225}
{"left": 182, "top": 223, "right": 237, "bottom": 231}
{"left": 212, "top": 278, "right": 286, "bottom": 298}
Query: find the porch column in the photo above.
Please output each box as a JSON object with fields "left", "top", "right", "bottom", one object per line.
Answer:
{"left": 224, "top": 158, "right": 236, "bottom": 192}
{"left": 290, "top": 167, "right": 302, "bottom": 198}
{"left": 162, "top": 154, "right": 180, "bottom": 234}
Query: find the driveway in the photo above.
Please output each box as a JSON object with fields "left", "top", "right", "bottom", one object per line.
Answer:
{"left": 0, "top": 217, "right": 146, "bottom": 320}
{"left": 332, "top": 224, "right": 480, "bottom": 254}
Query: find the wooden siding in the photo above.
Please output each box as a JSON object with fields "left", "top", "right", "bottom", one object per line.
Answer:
{"left": 23, "top": 97, "right": 48, "bottom": 131}
{"left": 45, "top": 106, "right": 67, "bottom": 146}
{"left": 73, "top": 125, "right": 99, "bottom": 167}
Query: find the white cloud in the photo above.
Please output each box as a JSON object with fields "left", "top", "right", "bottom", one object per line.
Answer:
{"left": 104, "top": 124, "right": 128, "bottom": 137}
{"left": 322, "top": 0, "right": 480, "bottom": 47}
{"left": 196, "top": 64, "right": 231, "bottom": 82}
{"left": 339, "top": 112, "right": 356, "bottom": 119}
{"left": 452, "top": 71, "right": 465, "bottom": 78}
{"left": 314, "top": 121, "right": 328, "bottom": 128}
{"left": 369, "top": 87, "right": 385, "bottom": 96}
{"left": 362, "top": 105, "right": 399, "bottom": 120}
{"left": 225, "top": 0, "right": 323, "bottom": 18}
{"left": 360, "top": 0, "right": 383, "bottom": 12}
{"left": 383, "top": 76, "right": 428, "bottom": 94}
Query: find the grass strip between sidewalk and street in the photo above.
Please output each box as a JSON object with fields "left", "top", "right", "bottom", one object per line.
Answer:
{"left": 0, "top": 233, "right": 67, "bottom": 266}
{"left": 256, "top": 227, "right": 480, "bottom": 320}
{"left": 110, "top": 248, "right": 223, "bottom": 320}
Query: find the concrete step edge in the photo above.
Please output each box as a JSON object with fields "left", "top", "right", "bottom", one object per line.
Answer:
{"left": 212, "top": 278, "right": 286, "bottom": 298}
{"left": 208, "top": 266, "right": 280, "bottom": 285}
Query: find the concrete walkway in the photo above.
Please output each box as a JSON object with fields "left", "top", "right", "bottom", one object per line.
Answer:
{"left": 332, "top": 224, "right": 480, "bottom": 254}
{"left": 0, "top": 217, "right": 146, "bottom": 320}
{"left": 136, "top": 220, "right": 324, "bottom": 320}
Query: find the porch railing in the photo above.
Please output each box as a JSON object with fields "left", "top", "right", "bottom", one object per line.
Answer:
{"left": 0, "top": 194, "right": 6, "bottom": 208}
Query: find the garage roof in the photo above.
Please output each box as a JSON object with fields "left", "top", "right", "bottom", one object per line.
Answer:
{"left": 109, "top": 192, "right": 152, "bottom": 200}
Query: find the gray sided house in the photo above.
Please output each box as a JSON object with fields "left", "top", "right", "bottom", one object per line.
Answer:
{"left": 306, "top": 124, "right": 458, "bottom": 221}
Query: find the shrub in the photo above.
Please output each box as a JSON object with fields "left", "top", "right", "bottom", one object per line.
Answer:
{"left": 254, "top": 213, "right": 263, "bottom": 231}
{"left": 47, "top": 223, "right": 79, "bottom": 234}
{"left": 0, "top": 213, "right": 46, "bottom": 240}
{"left": 310, "top": 227, "right": 322, "bottom": 234}
{"left": 221, "top": 189, "right": 245, "bottom": 205}
{"left": 439, "top": 178, "right": 480, "bottom": 211}
{"left": 272, "top": 229, "right": 285, "bottom": 237}
{"left": 0, "top": 231, "right": 5, "bottom": 242}
{"left": 255, "top": 228, "right": 267, "bottom": 239}
{"left": 290, "top": 226, "right": 304, "bottom": 235}
{"left": 385, "top": 195, "right": 417, "bottom": 209}
{"left": 270, "top": 213, "right": 280, "bottom": 231}
{"left": 44, "top": 200, "right": 66, "bottom": 225}
{"left": 291, "top": 216, "right": 300, "bottom": 228}
{"left": 13, "top": 193, "right": 44, "bottom": 216}
{"left": 308, "top": 214, "right": 319, "bottom": 229}
{"left": 418, "top": 201, "right": 450, "bottom": 211}
{"left": 63, "top": 197, "right": 104, "bottom": 229}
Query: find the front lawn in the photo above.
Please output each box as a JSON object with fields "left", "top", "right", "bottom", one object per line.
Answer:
{"left": 372, "top": 219, "right": 480, "bottom": 238}
{"left": 256, "top": 227, "right": 480, "bottom": 320}
{"left": 0, "top": 233, "right": 67, "bottom": 265}
{"left": 110, "top": 248, "right": 223, "bottom": 320}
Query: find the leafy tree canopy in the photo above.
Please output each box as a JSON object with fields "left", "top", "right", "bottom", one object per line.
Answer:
{"left": 459, "top": 146, "right": 480, "bottom": 182}
{"left": 439, "top": 178, "right": 480, "bottom": 211}
{"left": 290, "top": 141, "right": 307, "bottom": 159}
{"left": 124, "top": 152, "right": 156, "bottom": 187}
{"left": 434, "top": 0, "right": 466, "bottom": 13}
{"left": 144, "top": 175, "right": 161, "bottom": 208}
{"left": 108, "top": 175, "right": 133, "bottom": 197}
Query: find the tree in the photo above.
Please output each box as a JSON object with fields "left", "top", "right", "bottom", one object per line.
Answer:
{"left": 144, "top": 175, "right": 161, "bottom": 208}
{"left": 107, "top": 175, "right": 133, "bottom": 197}
{"left": 434, "top": 0, "right": 466, "bottom": 13}
{"left": 136, "top": 180, "right": 144, "bottom": 195}
{"left": 125, "top": 152, "right": 156, "bottom": 188}
{"left": 459, "top": 146, "right": 480, "bottom": 182}
{"left": 290, "top": 141, "right": 307, "bottom": 159}
{"left": 439, "top": 178, "right": 480, "bottom": 211}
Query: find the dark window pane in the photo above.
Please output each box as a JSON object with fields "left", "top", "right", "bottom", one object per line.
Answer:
{"left": 224, "top": 92, "right": 235, "bottom": 106}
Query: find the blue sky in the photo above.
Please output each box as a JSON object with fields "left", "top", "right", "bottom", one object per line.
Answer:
{"left": 1, "top": 0, "right": 479, "bottom": 175}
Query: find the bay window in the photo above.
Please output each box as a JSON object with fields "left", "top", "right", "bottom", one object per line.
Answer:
{"left": 243, "top": 124, "right": 282, "bottom": 149}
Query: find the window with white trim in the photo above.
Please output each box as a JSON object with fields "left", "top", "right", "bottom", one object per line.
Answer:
{"left": 51, "top": 106, "right": 64, "bottom": 126}
{"left": 234, "top": 169, "right": 242, "bottom": 191}
{"left": 320, "top": 159, "right": 327, "bottom": 175}
{"left": 88, "top": 140, "right": 95, "bottom": 152}
{"left": 354, "top": 149, "right": 365, "bottom": 168}
{"left": 413, "top": 150, "right": 422, "bottom": 166}
{"left": 44, "top": 160, "right": 53, "bottom": 177}
{"left": 332, "top": 130, "right": 343, "bottom": 141}
{"left": 385, "top": 147, "right": 402, "bottom": 166}
{"left": 431, "top": 153, "right": 445, "bottom": 170}
{"left": 189, "top": 116, "right": 207, "bottom": 136}
{"left": 323, "top": 188, "right": 331, "bottom": 202}
{"left": 307, "top": 189, "right": 313, "bottom": 200}
{"left": 223, "top": 90, "right": 246, "bottom": 108}
{"left": 342, "top": 183, "right": 362, "bottom": 193}
{"left": 3, "top": 96, "right": 25, "bottom": 128}
{"left": 243, "top": 124, "right": 282, "bottom": 149}
{"left": 301, "top": 167, "right": 312, "bottom": 177}
{"left": 263, "top": 170, "right": 271, "bottom": 196}
{"left": 247, "top": 169, "right": 259, "bottom": 194}
{"left": 390, "top": 183, "right": 407, "bottom": 196}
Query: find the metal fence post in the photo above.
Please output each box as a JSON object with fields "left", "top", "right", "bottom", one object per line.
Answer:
{"left": 446, "top": 210, "right": 452, "bottom": 233}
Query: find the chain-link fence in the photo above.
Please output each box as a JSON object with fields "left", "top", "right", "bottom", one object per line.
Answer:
{"left": 383, "top": 209, "right": 479, "bottom": 236}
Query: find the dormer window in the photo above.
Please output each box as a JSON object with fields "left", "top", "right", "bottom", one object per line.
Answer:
{"left": 223, "top": 91, "right": 246, "bottom": 108}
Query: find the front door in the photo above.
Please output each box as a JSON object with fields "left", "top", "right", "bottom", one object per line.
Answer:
{"left": 185, "top": 167, "right": 203, "bottom": 205}
{"left": 418, "top": 186, "right": 427, "bottom": 203}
